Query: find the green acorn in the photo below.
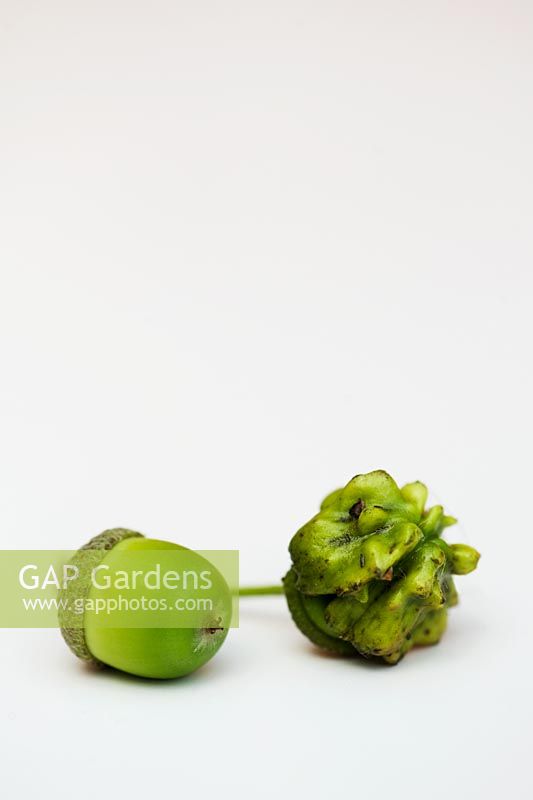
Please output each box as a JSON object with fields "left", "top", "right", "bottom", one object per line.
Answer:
{"left": 58, "top": 529, "right": 230, "bottom": 679}
{"left": 282, "top": 470, "right": 479, "bottom": 664}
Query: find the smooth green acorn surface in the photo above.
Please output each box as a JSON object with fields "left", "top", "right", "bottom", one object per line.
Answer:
{"left": 59, "top": 529, "right": 229, "bottom": 679}
{"left": 284, "top": 470, "right": 480, "bottom": 664}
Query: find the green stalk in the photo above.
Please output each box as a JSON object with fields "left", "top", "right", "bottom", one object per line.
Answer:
{"left": 239, "top": 585, "right": 285, "bottom": 596}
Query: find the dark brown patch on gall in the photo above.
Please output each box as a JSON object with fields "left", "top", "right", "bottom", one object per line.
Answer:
{"left": 349, "top": 500, "right": 365, "bottom": 519}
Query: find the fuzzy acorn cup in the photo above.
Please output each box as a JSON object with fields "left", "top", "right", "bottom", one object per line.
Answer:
{"left": 244, "top": 469, "right": 480, "bottom": 665}
{"left": 58, "top": 530, "right": 230, "bottom": 679}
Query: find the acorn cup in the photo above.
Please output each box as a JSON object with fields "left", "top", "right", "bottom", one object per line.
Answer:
{"left": 282, "top": 470, "right": 480, "bottom": 664}
{"left": 58, "top": 529, "right": 230, "bottom": 679}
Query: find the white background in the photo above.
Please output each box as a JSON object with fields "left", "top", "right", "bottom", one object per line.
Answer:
{"left": 1, "top": 1, "right": 531, "bottom": 798}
